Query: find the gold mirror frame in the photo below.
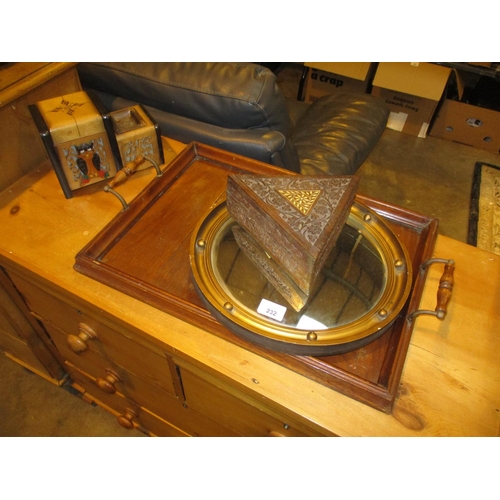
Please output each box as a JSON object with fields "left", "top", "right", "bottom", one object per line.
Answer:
{"left": 190, "top": 201, "right": 412, "bottom": 356}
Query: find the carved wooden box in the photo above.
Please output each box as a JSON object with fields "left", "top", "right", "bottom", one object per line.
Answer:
{"left": 109, "top": 105, "right": 164, "bottom": 171}
{"left": 29, "top": 90, "right": 120, "bottom": 198}
{"left": 226, "top": 174, "right": 359, "bottom": 309}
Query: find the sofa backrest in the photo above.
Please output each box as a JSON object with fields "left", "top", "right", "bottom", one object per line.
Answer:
{"left": 77, "top": 62, "right": 293, "bottom": 136}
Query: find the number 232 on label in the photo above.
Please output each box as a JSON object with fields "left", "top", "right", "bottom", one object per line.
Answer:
{"left": 257, "top": 299, "right": 286, "bottom": 322}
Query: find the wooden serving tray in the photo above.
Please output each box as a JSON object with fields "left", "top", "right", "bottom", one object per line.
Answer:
{"left": 75, "top": 143, "right": 439, "bottom": 413}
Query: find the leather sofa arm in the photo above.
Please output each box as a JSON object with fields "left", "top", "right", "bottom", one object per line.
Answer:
{"left": 292, "top": 92, "right": 390, "bottom": 176}
{"left": 148, "top": 103, "right": 294, "bottom": 169}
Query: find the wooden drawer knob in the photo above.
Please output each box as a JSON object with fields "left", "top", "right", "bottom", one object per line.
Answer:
{"left": 117, "top": 408, "right": 138, "bottom": 429}
{"left": 268, "top": 424, "right": 290, "bottom": 437}
{"left": 67, "top": 323, "right": 98, "bottom": 353}
{"left": 96, "top": 369, "right": 121, "bottom": 394}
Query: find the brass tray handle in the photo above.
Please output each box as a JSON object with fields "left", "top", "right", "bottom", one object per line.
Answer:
{"left": 104, "top": 155, "right": 162, "bottom": 211}
{"left": 407, "top": 258, "right": 455, "bottom": 322}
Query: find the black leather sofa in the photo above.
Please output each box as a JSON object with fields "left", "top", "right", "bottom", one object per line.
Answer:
{"left": 77, "top": 62, "right": 389, "bottom": 176}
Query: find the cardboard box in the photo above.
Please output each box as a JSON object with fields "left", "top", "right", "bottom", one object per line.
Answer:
{"left": 371, "top": 62, "right": 452, "bottom": 138}
{"left": 429, "top": 70, "right": 500, "bottom": 153}
{"left": 430, "top": 100, "right": 500, "bottom": 153}
{"left": 302, "top": 62, "right": 375, "bottom": 103}
{"left": 29, "top": 91, "right": 120, "bottom": 198}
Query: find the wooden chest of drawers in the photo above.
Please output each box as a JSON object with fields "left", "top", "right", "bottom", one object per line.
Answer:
{"left": 6, "top": 267, "right": 318, "bottom": 436}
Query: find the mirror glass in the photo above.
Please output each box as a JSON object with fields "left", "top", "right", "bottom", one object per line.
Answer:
{"left": 215, "top": 222, "right": 386, "bottom": 330}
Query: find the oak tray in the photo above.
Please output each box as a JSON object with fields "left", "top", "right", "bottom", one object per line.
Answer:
{"left": 74, "top": 142, "right": 439, "bottom": 413}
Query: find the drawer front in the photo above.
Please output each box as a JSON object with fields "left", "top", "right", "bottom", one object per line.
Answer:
{"left": 11, "top": 274, "right": 177, "bottom": 396}
{"left": 67, "top": 364, "right": 188, "bottom": 437}
{"left": 0, "top": 330, "right": 51, "bottom": 376}
{"left": 139, "top": 408, "right": 188, "bottom": 438}
{"left": 45, "top": 321, "right": 180, "bottom": 417}
{"left": 66, "top": 362, "right": 234, "bottom": 437}
{"left": 0, "top": 305, "right": 20, "bottom": 340}
{"left": 180, "top": 368, "right": 314, "bottom": 437}
{"left": 1, "top": 272, "right": 64, "bottom": 381}
{"left": 42, "top": 320, "right": 179, "bottom": 414}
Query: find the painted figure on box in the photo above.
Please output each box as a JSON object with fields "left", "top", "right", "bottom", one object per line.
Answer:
{"left": 62, "top": 138, "right": 111, "bottom": 186}
{"left": 75, "top": 141, "right": 103, "bottom": 184}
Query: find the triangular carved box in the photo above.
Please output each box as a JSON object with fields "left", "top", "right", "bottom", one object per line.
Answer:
{"left": 226, "top": 175, "right": 359, "bottom": 310}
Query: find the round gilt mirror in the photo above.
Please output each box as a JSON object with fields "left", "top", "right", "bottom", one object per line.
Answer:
{"left": 190, "top": 201, "right": 412, "bottom": 356}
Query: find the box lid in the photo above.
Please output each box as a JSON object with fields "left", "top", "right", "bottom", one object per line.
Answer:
{"left": 372, "top": 62, "right": 451, "bottom": 101}
{"left": 36, "top": 91, "right": 105, "bottom": 143}
{"left": 305, "top": 62, "right": 372, "bottom": 81}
